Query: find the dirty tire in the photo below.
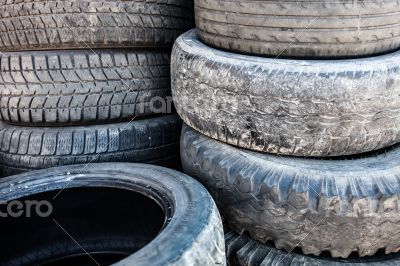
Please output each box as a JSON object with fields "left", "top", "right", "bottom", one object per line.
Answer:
{"left": 0, "top": 163, "right": 226, "bottom": 265}
{"left": 172, "top": 30, "right": 400, "bottom": 157}
{"left": 195, "top": 0, "right": 400, "bottom": 58}
{"left": 181, "top": 125, "right": 400, "bottom": 258}
{"left": 225, "top": 230, "right": 400, "bottom": 266}
{"left": 0, "top": 114, "right": 181, "bottom": 177}
{"left": 0, "top": 0, "right": 194, "bottom": 51}
{"left": 0, "top": 49, "right": 171, "bottom": 126}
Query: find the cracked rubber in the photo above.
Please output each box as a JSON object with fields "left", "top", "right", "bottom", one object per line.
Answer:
{"left": 181, "top": 125, "right": 400, "bottom": 258}
{"left": 0, "top": 114, "right": 181, "bottom": 177}
{"left": 0, "top": 163, "right": 226, "bottom": 265}
{"left": 0, "top": 0, "right": 194, "bottom": 51}
{"left": 172, "top": 30, "right": 400, "bottom": 157}
{"left": 195, "top": 0, "right": 400, "bottom": 58}
{"left": 225, "top": 230, "right": 400, "bottom": 266}
{"left": 0, "top": 49, "right": 171, "bottom": 126}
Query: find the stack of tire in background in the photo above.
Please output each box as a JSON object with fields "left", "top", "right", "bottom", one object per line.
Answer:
{"left": 172, "top": 0, "right": 400, "bottom": 265}
{"left": 0, "top": 0, "right": 193, "bottom": 176}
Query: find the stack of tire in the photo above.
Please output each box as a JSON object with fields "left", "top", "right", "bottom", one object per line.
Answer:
{"left": 0, "top": 0, "right": 194, "bottom": 176}
{"left": 172, "top": 0, "right": 400, "bottom": 265}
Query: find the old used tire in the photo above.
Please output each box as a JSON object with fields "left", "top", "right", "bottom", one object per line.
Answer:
{"left": 0, "top": 49, "right": 172, "bottom": 126}
{"left": 0, "top": 0, "right": 193, "bottom": 51}
{"left": 181, "top": 125, "right": 400, "bottom": 258}
{"left": 225, "top": 231, "right": 400, "bottom": 266}
{"left": 172, "top": 30, "right": 400, "bottom": 157}
{"left": 0, "top": 114, "right": 181, "bottom": 176}
{"left": 195, "top": 0, "right": 400, "bottom": 58}
{"left": 0, "top": 163, "right": 226, "bottom": 265}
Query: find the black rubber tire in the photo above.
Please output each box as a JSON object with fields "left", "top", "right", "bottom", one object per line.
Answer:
{"left": 181, "top": 125, "right": 400, "bottom": 258}
{"left": 0, "top": 163, "right": 226, "bottom": 265}
{"left": 0, "top": 114, "right": 181, "bottom": 177}
{"left": 0, "top": 49, "right": 171, "bottom": 126}
{"left": 172, "top": 30, "right": 400, "bottom": 157}
{"left": 195, "top": 0, "right": 400, "bottom": 58}
{"left": 4, "top": 235, "right": 150, "bottom": 266}
{"left": 225, "top": 231, "right": 400, "bottom": 266}
{"left": 0, "top": 0, "right": 194, "bottom": 51}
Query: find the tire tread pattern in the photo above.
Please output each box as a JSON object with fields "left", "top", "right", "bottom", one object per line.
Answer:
{"left": 195, "top": 0, "right": 400, "bottom": 57}
{"left": 181, "top": 125, "right": 400, "bottom": 258}
{"left": 225, "top": 230, "right": 400, "bottom": 266}
{"left": 0, "top": 114, "right": 181, "bottom": 176}
{"left": 0, "top": 49, "right": 171, "bottom": 125}
{"left": 0, "top": 0, "right": 194, "bottom": 50}
{"left": 172, "top": 30, "right": 400, "bottom": 157}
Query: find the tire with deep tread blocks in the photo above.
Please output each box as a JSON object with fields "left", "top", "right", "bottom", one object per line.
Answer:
{"left": 181, "top": 125, "right": 400, "bottom": 258}
{"left": 225, "top": 230, "right": 400, "bottom": 266}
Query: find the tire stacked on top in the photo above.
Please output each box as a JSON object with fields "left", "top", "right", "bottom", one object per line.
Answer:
{"left": 172, "top": 0, "right": 400, "bottom": 264}
{"left": 0, "top": 0, "right": 194, "bottom": 176}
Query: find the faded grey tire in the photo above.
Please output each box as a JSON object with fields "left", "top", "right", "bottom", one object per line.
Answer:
{"left": 181, "top": 125, "right": 400, "bottom": 258}
{"left": 0, "top": 114, "right": 181, "bottom": 177}
{"left": 172, "top": 30, "right": 400, "bottom": 157}
{"left": 195, "top": 0, "right": 400, "bottom": 58}
{"left": 0, "top": 163, "right": 226, "bottom": 265}
{"left": 0, "top": 49, "right": 171, "bottom": 126}
{"left": 0, "top": 0, "right": 193, "bottom": 51}
{"left": 225, "top": 231, "right": 400, "bottom": 266}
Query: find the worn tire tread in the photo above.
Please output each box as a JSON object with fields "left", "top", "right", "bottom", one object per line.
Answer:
{"left": 0, "top": 0, "right": 194, "bottom": 51}
{"left": 195, "top": 0, "right": 400, "bottom": 57}
{"left": 181, "top": 125, "right": 400, "bottom": 258}
{"left": 172, "top": 30, "right": 400, "bottom": 157}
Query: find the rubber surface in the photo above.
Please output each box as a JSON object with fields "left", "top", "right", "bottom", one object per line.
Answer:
{"left": 0, "top": 0, "right": 194, "bottom": 51}
{"left": 181, "top": 125, "right": 400, "bottom": 258}
{"left": 0, "top": 49, "right": 171, "bottom": 126}
{"left": 0, "top": 114, "right": 181, "bottom": 177}
{"left": 195, "top": 0, "right": 400, "bottom": 58}
{"left": 2, "top": 187, "right": 164, "bottom": 266}
{"left": 225, "top": 230, "right": 400, "bottom": 266}
{"left": 0, "top": 163, "right": 226, "bottom": 265}
{"left": 172, "top": 30, "right": 400, "bottom": 157}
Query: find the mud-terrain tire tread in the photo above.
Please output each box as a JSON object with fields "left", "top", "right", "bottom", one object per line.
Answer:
{"left": 181, "top": 125, "right": 400, "bottom": 258}
{"left": 225, "top": 230, "right": 400, "bottom": 265}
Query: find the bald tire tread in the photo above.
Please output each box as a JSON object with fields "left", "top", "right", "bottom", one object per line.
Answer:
{"left": 0, "top": 49, "right": 171, "bottom": 126}
{"left": 0, "top": 0, "right": 194, "bottom": 51}
{"left": 0, "top": 114, "right": 181, "bottom": 177}
{"left": 172, "top": 30, "right": 400, "bottom": 157}
{"left": 181, "top": 125, "right": 400, "bottom": 258}
{"left": 225, "top": 231, "right": 400, "bottom": 266}
{"left": 195, "top": 0, "right": 400, "bottom": 58}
